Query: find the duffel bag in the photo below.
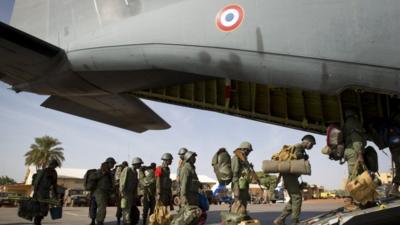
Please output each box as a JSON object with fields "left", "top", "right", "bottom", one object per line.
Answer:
{"left": 262, "top": 159, "right": 311, "bottom": 175}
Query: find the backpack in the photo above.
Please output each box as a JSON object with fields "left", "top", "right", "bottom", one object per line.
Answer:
{"left": 326, "top": 124, "right": 345, "bottom": 162}
{"left": 143, "top": 167, "right": 156, "bottom": 187}
{"left": 327, "top": 124, "right": 343, "bottom": 147}
{"left": 83, "top": 169, "right": 97, "bottom": 191}
{"left": 211, "top": 148, "right": 232, "bottom": 185}
{"left": 271, "top": 145, "right": 297, "bottom": 161}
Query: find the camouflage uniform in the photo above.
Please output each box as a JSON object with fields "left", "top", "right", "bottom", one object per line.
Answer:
{"left": 156, "top": 165, "right": 172, "bottom": 206}
{"left": 390, "top": 114, "right": 400, "bottom": 186}
{"left": 180, "top": 162, "right": 200, "bottom": 206}
{"left": 343, "top": 116, "right": 367, "bottom": 182}
{"left": 119, "top": 166, "right": 138, "bottom": 225}
{"left": 139, "top": 167, "right": 156, "bottom": 225}
{"left": 32, "top": 167, "right": 58, "bottom": 225}
{"left": 279, "top": 143, "right": 307, "bottom": 222}
{"left": 92, "top": 163, "right": 114, "bottom": 224}
{"left": 230, "top": 151, "right": 251, "bottom": 215}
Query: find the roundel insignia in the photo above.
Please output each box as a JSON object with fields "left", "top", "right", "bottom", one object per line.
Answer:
{"left": 216, "top": 4, "right": 245, "bottom": 32}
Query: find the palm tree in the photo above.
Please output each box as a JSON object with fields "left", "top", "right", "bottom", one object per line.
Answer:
{"left": 24, "top": 136, "right": 65, "bottom": 169}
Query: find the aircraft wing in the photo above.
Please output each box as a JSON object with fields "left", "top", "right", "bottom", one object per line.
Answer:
{"left": 0, "top": 21, "right": 170, "bottom": 133}
{"left": 41, "top": 95, "right": 170, "bottom": 133}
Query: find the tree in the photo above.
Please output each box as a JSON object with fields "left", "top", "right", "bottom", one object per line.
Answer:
{"left": 0, "top": 176, "right": 17, "bottom": 185}
{"left": 24, "top": 136, "right": 65, "bottom": 169}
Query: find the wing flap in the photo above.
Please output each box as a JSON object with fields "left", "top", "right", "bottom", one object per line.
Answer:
{"left": 41, "top": 94, "right": 170, "bottom": 133}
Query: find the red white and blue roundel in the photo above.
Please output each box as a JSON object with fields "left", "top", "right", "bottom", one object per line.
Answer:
{"left": 216, "top": 4, "right": 245, "bottom": 32}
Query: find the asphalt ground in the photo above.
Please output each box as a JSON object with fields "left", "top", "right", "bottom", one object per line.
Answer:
{"left": 0, "top": 199, "right": 344, "bottom": 225}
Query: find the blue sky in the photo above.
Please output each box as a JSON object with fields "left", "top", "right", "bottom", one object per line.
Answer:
{"left": 0, "top": 82, "right": 393, "bottom": 189}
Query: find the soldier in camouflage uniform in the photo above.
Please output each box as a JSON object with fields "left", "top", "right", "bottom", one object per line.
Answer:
{"left": 139, "top": 163, "right": 156, "bottom": 225}
{"left": 230, "top": 141, "right": 253, "bottom": 215}
{"left": 120, "top": 157, "right": 142, "bottom": 225}
{"left": 156, "top": 153, "right": 173, "bottom": 209}
{"left": 273, "top": 135, "right": 315, "bottom": 225}
{"left": 180, "top": 151, "right": 200, "bottom": 207}
{"left": 343, "top": 109, "right": 367, "bottom": 182}
{"left": 32, "top": 159, "right": 60, "bottom": 225}
{"left": 92, "top": 157, "right": 116, "bottom": 225}
{"left": 389, "top": 112, "right": 400, "bottom": 196}
{"left": 115, "top": 161, "right": 129, "bottom": 225}
{"left": 176, "top": 148, "right": 188, "bottom": 198}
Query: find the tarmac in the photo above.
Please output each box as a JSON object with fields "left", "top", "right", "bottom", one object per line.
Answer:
{"left": 0, "top": 199, "right": 344, "bottom": 225}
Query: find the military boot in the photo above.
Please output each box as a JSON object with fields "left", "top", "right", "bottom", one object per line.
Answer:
{"left": 90, "top": 219, "right": 96, "bottom": 225}
{"left": 33, "top": 217, "right": 42, "bottom": 225}
{"left": 389, "top": 183, "right": 400, "bottom": 197}
{"left": 96, "top": 221, "right": 104, "bottom": 225}
{"left": 273, "top": 215, "right": 286, "bottom": 225}
{"left": 116, "top": 218, "right": 121, "bottom": 225}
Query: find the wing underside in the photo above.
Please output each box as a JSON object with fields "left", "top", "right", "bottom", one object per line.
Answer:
{"left": 0, "top": 21, "right": 170, "bottom": 133}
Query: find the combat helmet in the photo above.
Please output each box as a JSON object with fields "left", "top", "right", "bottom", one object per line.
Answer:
{"left": 161, "top": 153, "right": 173, "bottom": 161}
{"left": 302, "top": 134, "right": 316, "bottom": 145}
{"left": 48, "top": 159, "right": 60, "bottom": 167}
{"left": 178, "top": 148, "right": 188, "bottom": 156}
{"left": 239, "top": 141, "right": 253, "bottom": 151}
{"left": 131, "top": 157, "right": 143, "bottom": 165}
{"left": 105, "top": 157, "right": 116, "bottom": 166}
{"left": 184, "top": 151, "right": 197, "bottom": 161}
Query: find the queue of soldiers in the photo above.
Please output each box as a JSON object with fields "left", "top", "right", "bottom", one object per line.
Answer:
{"left": 28, "top": 108, "right": 400, "bottom": 225}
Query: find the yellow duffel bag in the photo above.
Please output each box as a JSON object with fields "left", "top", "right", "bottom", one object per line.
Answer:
{"left": 345, "top": 170, "right": 378, "bottom": 205}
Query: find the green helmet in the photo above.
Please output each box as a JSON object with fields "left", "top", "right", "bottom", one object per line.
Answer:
{"left": 105, "top": 157, "right": 116, "bottom": 165}
{"left": 161, "top": 153, "right": 173, "bottom": 161}
{"left": 239, "top": 141, "right": 253, "bottom": 151}
{"left": 178, "top": 148, "right": 188, "bottom": 156}
{"left": 302, "top": 134, "right": 316, "bottom": 144}
{"left": 184, "top": 151, "right": 197, "bottom": 161}
{"left": 49, "top": 159, "right": 60, "bottom": 167}
{"left": 131, "top": 157, "right": 143, "bottom": 165}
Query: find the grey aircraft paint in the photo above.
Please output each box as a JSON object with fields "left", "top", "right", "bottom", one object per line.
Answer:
{"left": 1, "top": 0, "right": 400, "bottom": 132}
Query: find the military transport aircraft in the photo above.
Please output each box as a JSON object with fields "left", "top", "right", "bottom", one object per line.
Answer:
{"left": 1, "top": 0, "right": 400, "bottom": 224}
{"left": 1, "top": 0, "right": 400, "bottom": 136}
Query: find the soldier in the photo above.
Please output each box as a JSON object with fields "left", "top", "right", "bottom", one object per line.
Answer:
{"left": 155, "top": 153, "right": 173, "bottom": 209}
{"left": 273, "top": 135, "right": 315, "bottom": 225}
{"left": 92, "top": 157, "right": 117, "bottom": 225}
{"left": 342, "top": 109, "right": 367, "bottom": 210}
{"left": 139, "top": 163, "right": 156, "bottom": 225}
{"left": 180, "top": 151, "right": 200, "bottom": 206}
{"left": 32, "top": 159, "right": 60, "bottom": 225}
{"left": 230, "top": 141, "right": 254, "bottom": 215}
{"left": 115, "top": 161, "right": 129, "bottom": 225}
{"left": 120, "top": 157, "right": 142, "bottom": 225}
{"left": 388, "top": 112, "right": 400, "bottom": 196}
{"left": 176, "top": 148, "right": 188, "bottom": 195}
